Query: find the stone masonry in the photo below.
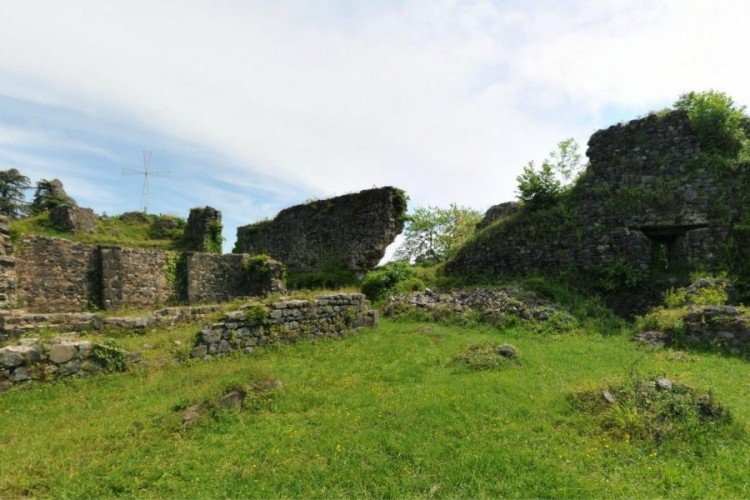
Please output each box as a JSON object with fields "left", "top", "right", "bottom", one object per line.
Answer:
{"left": 190, "top": 294, "right": 377, "bottom": 359}
{"left": 234, "top": 186, "right": 407, "bottom": 274}
{"left": 8, "top": 234, "right": 284, "bottom": 314}
{"left": 447, "top": 111, "right": 747, "bottom": 313}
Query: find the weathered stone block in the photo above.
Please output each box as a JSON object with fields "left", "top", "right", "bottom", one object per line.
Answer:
{"left": 49, "top": 343, "right": 76, "bottom": 364}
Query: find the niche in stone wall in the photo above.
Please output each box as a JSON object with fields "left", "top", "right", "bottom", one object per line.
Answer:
{"left": 640, "top": 225, "right": 705, "bottom": 278}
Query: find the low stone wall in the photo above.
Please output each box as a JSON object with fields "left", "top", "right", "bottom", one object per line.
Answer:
{"left": 0, "top": 305, "right": 221, "bottom": 342}
{"left": 683, "top": 306, "right": 750, "bottom": 352}
{"left": 0, "top": 337, "right": 129, "bottom": 390}
{"left": 190, "top": 294, "right": 377, "bottom": 359}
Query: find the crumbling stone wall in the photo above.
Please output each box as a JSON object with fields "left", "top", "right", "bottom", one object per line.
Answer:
{"left": 0, "top": 217, "right": 16, "bottom": 310}
{"left": 100, "top": 246, "right": 176, "bottom": 310}
{"left": 15, "top": 235, "right": 99, "bottom": 313}
{"left": 185, "top": 253, "right": 285, "bottom": 304}
{"left": 682, "top": 306, "right": 750, "bottom": 353}
{"left": 190, "top": 294, "right": 376, "bottom": 359}
{"left": 0, "top": 305, "right": 221, "bottom": 342}
{"left": 183, "top": 206, "right": 222, "bottom": 253}
{"left": 448, "top": 111, "right": 745, "bottom": 313}
{"left": 0, "top": 337, "right": 113, "bottom": 389}
{"left": 10, "top": 236, "right": 284, "bottom": 313}
{"left": 234, "top": 187, "right": 407, "bottom": 274}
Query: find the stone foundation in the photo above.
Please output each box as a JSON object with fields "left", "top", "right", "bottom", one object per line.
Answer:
{"left": 0, "top": 305, "right": 221, "bottom": 342}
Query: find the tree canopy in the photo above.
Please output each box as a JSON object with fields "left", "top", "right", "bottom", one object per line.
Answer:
{"left": 674, "top": 90, "right": 749, "bottom": 161}
{"left": 395, "top": 203, "right": 482, "bottom": 264}
{"left": 31, "top": 178, "right": 75, "bottom": 215}
{"left": 0, "top": 169, "right": 31, "bottom": 218}
{"left": 516, "top": 138, "right": 585, "bottom": 210}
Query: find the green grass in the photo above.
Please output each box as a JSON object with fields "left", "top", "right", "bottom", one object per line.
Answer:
{"left": 10, "top": 212, "right": 185, "bottom": 250}
{"left": 1, "top": 319, "right": 750, "bottom": 497}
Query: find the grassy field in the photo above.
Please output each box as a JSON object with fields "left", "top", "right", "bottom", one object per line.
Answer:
{"left": 1, "top": 317, "right": 749, "bottom": 498}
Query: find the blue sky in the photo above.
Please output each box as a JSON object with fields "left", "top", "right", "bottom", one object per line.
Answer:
{"left": 1, "top": 0, "right": 749, "bottom": 253}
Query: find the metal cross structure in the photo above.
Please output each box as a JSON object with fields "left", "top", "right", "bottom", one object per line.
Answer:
{"left": 121, "top": 151, "right": 170, "bottom": 213}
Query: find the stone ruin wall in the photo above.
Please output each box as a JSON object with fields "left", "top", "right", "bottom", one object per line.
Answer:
{"left": 447, "top": 111, "right": 741, "bottom": 312}
{"left": 190, "top": 293, "right": 377, "bottom": 359}
{"left": 234, "top": 186, "right": 407, "bottom": 274}
{"left": 6, "top": 233, "right": 284, "bottom": 315}
{"left": 0, "top": 218, "right": 17, "bottom": 311}
{"left": 100, "top": 246, "right": 176, "bottom": 310}
{"left": 15, "top": 235, "right": 100, "bottom": 313}
{"left": 185, "top": 252, "right": 285, "bottom": 305}
{"left": 1, "top": 294, "right": 375, "bottom": 389}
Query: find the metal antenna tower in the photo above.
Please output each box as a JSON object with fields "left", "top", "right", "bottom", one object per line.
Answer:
{"left": 122, "top": 151, "right": 170, "bottom": 213}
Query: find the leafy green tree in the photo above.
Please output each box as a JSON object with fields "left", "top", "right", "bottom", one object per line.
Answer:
{"left": 30, "top": 178, "right": 75, "bottom": 215}
{"left": 0, "top": 168, "right": 30, "bottom": 218}
{"left": 395, "top": 203, "right": 482, "bottom": 263}
{"left": 516, "top": 138, "right": 585, "bottom": 210}
{"left": 674, "top": 90, "right": 749, "bottom": 159}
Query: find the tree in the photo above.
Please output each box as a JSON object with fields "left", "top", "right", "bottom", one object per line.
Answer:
{"left": 31, "top": 178, "right": 75, "bottom": 215}
{"left": 516, "top": 138, "right": 585, "bottom": 210}
{"left": 395, "top": 203, "right": 482, "bottom": 263}
{"left": 674, "top": 90, "right": 749, "bottom": 159}
{"left": 0, "top": 168, "right": 31, "bottom": 218}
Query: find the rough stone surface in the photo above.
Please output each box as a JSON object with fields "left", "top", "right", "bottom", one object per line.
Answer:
{"left": 15, "top": 235, "right": 99, "bottom": 313}
{"left": 477, "top": 201, "right": 520, "bottom": 230}
{"left": 49, "top": 205, "right": 98, "bottom": 233}
{"left": 234, "top": 186, "right": 407, "bottom": 273}
{"left": 190, "top": 294, "right": 377, "bottom": 358}
{"left": 447, "top": 111, "right": 747, "bottom": 314}
{"left": 0, "top": 305, "right": 220, "bottom": 342}
{"left": 186, "top": 253, "right": 284, "bottom": 304}
{"left": 682, "top": 306, "right": 750, "bottom": 352}
{"left": 8, "top": 234, "right": 284, "bottom": 314}
{"left": 382, "top": 287, "right": 575, "bottom": 328}
{"left": 0, "top": 337, "right": 133, "bottom": 388}
{"left": 48, "top": 342, "right": 76, "bottom": 364}
{"left": 100, "top": 246, "right": 175, "bottom": 310}
{"left": 183, "top": 206, "right": 222, "bottom": 253}
{"left": 0, "top": 216, "right": 16, "bottom": 311}
{"left": 217, "top": 390, "right": 245, "bottom": 409}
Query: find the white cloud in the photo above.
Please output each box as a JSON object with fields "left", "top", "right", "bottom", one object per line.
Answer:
{"left": 0, "top": 0, "right": 748, "bottom": 225}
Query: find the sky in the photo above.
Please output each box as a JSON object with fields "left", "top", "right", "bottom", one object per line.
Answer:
{"left": 1, "top": 0, "right": 749, "bottom": 253}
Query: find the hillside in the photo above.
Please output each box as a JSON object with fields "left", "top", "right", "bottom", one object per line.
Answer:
{"left": 10, "top": 210, "right": 188, "bottom": 250}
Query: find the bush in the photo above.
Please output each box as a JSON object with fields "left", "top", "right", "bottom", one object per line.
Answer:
{"left": 674, "top": 90, "right": 749, "bottom": 160}
{"left": 286, "top": 267, "right": 357, "bottom": 290}
{"left": 360, "top": 261, "right": 415, "bottom": 301}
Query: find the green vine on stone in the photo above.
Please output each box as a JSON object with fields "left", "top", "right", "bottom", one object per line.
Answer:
{"left": 91, "top": 340, "right": 130, "bottom": 372}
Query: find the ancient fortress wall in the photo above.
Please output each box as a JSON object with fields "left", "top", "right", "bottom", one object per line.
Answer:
{"left": 234, "top": 186, "right": 407, "bottom": 274}
{"left": 185, "top": 252, "right": 285, "bottom": 305}
{"left": 100, "top": 246, "right": 176, "bottom": 310}
{"left": 6, "top": 233, "right": 283, "bottom": 314}
{"left": 446, "top": 111, "right": 748, "bottom": 313}
{"left": 15, "top": 235, "right": 100, "bottom": 312}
